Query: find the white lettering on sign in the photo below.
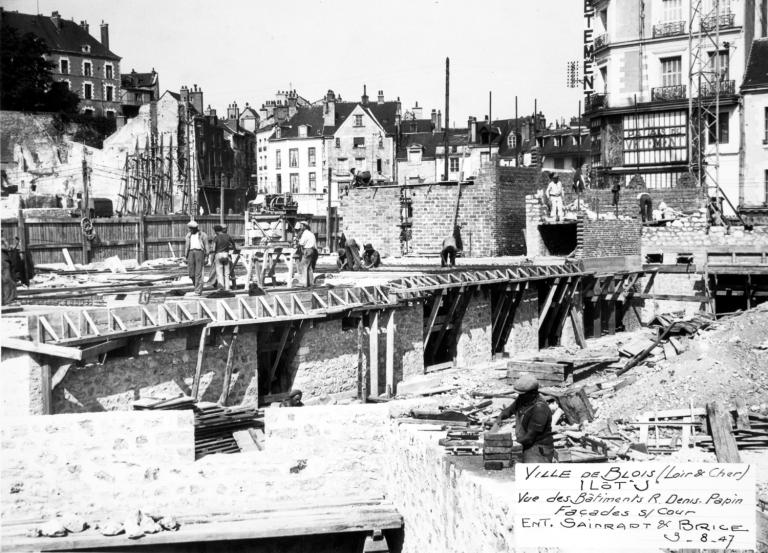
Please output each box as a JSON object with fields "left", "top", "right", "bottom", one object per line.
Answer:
{"left": 515, "top": 463, "right": 755, "bottom": 550}
{"left": 583, "top": 0, "right": 595, "bottom": 100}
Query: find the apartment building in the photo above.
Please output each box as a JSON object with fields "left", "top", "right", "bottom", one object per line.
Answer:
{"left": 585, "top": 0, "right": 766, "bottom": 207}
{"left": 741, "top": 37, "right": 768, "bottom": 206}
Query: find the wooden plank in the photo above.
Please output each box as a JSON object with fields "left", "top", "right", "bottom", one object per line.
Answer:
{"left": 268, "top": 325, "right": 291, "bottom": 392}
{"left": 430, "top": 288, "right": 464, "bottom": 358}
{"left": 80, "top": 338, "right": 129, "bottom": 360}
{"left": 706, "top": 401, "right": 741, "bottom": 463}
{"left": 1, "top": 337, "right": 83, "bottom": 361}
{"left": 218, "top": 326, "right": 239, "bottom": 406}
{"left": 538, "top": 277, "right": 561, "bottom": 326}
{"left": 385, "top": 310, "right": 395, "bottom": 398}
{"left": 423, "top": 292, "right": 444, "bottom": 348}
{"left": 734, "top": 398, "right": 751, "bottom": 431}
{"left": 370, "top": 311, "right": 379, "bottom": 398}
{"left": 569, "top": 306, "right": 587, "bottom": 348}
{"left": 558, "top": 388, "right": 595, "bottom": 425}
{"left": 191, "top": 326, "right": 210, "bottom": 400}
{"left": 358, "top": 317, "right": 367, "bottom": 401}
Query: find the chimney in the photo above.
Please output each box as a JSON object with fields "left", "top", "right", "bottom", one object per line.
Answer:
{"left": 180, "top": 86, "right": 189, "bottom": 104}
{"left": 437, "top": 110, "right": 442, "bottom": 132}
{"left": 431, "top": 109, "right": 437, "bottom": 128}
{"left": 51, "top": 11, "right": 62, "bottom": 29}
{"left": 227, "top": 101, "right": 239, "bottom": 120}
{"left": 468, "top": 117, "right": 477, "bottom": 143}
{"left": 79, "top": 20, "right": 89, "bottom": 34}
{"left": 324, "top": 89, "right": 336, "bottom": 127}
{"left": 189, "top": 84, "right": 204, "bottom": 114}
{"left": 100, "top": 21, "right": 109, "bottom": 49}
{"left": 361, "top": 84, "right": 369, "bottom": 106}
{"left": 395, "top": 96, "right": 402, "bottom": 129}
{"left": 412, "top": 101, "right": 423, "bottom": 120}
{"left": 205, "top": 105, "right": 217, "bottom": 117}
{"left": 378, "top": 90, "right": 384, "bottom": 104}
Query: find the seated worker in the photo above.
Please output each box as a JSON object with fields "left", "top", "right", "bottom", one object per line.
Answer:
{"left": 362, "top": 243, "right": 381, "bottom": 269}
{"left": 492, "top": 374, "right": 554, "bottom": 463}
{"left": 337, "top": 248, "right": 348, "bottom": 270}
{"left": 440, "top": 225, "right": 463, "bottom": 267}
{"left": 345, "top": 238, "right": 364, "bottom": 271}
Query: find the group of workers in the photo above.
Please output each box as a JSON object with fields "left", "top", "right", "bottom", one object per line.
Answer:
{"left": 183, "top": 221, "right": 237, "bottom": 295}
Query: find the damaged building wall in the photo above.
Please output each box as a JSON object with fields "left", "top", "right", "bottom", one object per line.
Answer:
{"left": 339, "top": 165, "right": 540, "bottom": 258}
{"left": 455, "top": 291, "right": 493, "bottom": 366}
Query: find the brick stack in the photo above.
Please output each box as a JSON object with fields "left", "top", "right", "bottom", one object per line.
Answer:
{"left": 483, "top": 432, "right": 522, "bottom": 470}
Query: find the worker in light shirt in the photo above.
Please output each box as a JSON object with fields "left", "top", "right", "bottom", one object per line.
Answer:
{"left": 295, "top": 221, "right": 317, "bottom": 287}
{"left": 184, "top": 221, "right": 209, "bottom": 295}
{"left": 546, "top": 173, "right": 564, "bottom": 222}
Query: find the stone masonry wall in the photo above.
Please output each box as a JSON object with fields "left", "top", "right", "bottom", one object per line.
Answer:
{"left": 2, "top": 405, "right": 391, "bottom": 525}
{"left": 455, "top": 291, "right": 492, "bottom": 366}
{"left": 642, "top": 210, "right": 768, "bottom": 267}
{"left": 577, "top": 216, "right": 642, "bottom": 258}
{"left": 386, "top": 423, "right": 515, "bottom": 553}
{"left": 53, "top": 328, "right": 259, "bottom": 414}
{"left": 503, "top": 288, "right": 539, "bottom": 356}
{"left": 562, "top": 185, "right": 706, "bottom": 219}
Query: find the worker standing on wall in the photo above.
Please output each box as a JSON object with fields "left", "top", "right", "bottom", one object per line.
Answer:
{"left": 295, "top": 221, "right": 318, "bottom": 287}
{"left": 637, "top": 191, "right": 653, "bottom": 222}
{"left": 492, "top": 374, "right": 554, "bottom": 463}
{"left": 546, "top": 173, "right": 563, "bottom": 222}
{"left": 440, "top": 225, "right": 463, "bottom": 267}
{"left": 212, "top": 224, "right": 236, "bottom": 291}
{"left": 184, "top": 221, "right": 208, "bottom": 296}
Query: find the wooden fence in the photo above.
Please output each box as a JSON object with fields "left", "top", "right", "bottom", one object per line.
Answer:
{"left": 1, "top": 213, "right": 341, "bottom": 266}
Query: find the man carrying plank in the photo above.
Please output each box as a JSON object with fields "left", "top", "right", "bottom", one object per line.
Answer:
{"left": 492, "top": 374, "right": 554, "bottom": 462}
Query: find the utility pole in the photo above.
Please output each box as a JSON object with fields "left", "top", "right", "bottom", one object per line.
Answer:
{"left": 444, "top": 57, "right": 450, "bottom": 182}
{"left": 81, "top": 146, "right": 90, "bottom": 264}
{"left": 488, "top": 91, "right": 492, "bottom": 164}
{"left": 220, "top": 173, "right": 228, "bottom": 226}
{"left": 515, "top": 96, "right": 519, "bottom": 166}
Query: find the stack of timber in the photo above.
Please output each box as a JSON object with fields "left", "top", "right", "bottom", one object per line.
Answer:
{"left": 438, "top": 429, "right": 482, "bottom": 455}
{"left": 194, "top": 403, "right": 263, "bottom": 459}
{"left": 698, "top": 412, "right": 768, "bottom": 453}
{"left": 483, "top": 432, "right": 522, "bottom": 470}
{"left": 507, "top": 360, "right": 567, "bottom": 387}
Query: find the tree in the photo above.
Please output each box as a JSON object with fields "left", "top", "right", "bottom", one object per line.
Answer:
{"left": 0, "top": 24, "right": 80, "bottom": 113}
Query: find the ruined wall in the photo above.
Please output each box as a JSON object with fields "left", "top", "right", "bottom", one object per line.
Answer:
{"left": 386, "top": 424, "right": 515, "bottom": 553}
{"left": 638, "top": 272, "right": 709, "bottom": 323}
{"left": 503, "top": 288, "right": 539, "bottom": 355}
{"left": 577, "top": 216, "right": 642, "bottom": 258}
{"left": 642, "top": 211, "right": 768, "bottom": 266}
{"left": 53, "top": 328, "right": 259, "bottom": 414}
{"left": 339, "top": 165, "right": 540, "bottom": 257}
{"left": 562, "top": 186, "right": 705, "bottom": 219}
{"left": 455, "top": 291, "right": 492, "bottom": 366}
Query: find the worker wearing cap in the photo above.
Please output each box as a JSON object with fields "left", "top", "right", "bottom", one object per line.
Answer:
{"left": 295, "top": 221, "right": 317, "bottom": 287}
{"left": 184, "top": 221, "right": 209, "bottom": 295}
{"left": 362, "top": 243, "right": 381, "bottom": 269}
{"left": 546, "top": 173, "right": 564, "bottom": 222}
{"left": 493, "top": 374, "right": 555, "bottom": 462}
{"left": 212, "top": 224, "right": 236, "bottom": 291}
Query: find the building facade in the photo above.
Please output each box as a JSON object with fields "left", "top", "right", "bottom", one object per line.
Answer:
{"left": 120, "top": 69, "right": 160, "bottom": 119}
{"left": 741, "top": 37, "right": 768, "bottom": 206}
{"left": 2, "top": 9, "right": 122, "bottom": 118}
{"left": 585, "top": 0, "right": 766, "bottom": 205}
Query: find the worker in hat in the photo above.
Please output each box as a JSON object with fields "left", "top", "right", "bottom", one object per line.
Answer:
{"left": 184, "top": 220, "right": 209, "bottom": 295}
{"left": 294, "top": 221, "right": 318, "bottom": 287}
{"left": 493, "top": 373, "right": 555, "bottom": 462}
{"left": 546, "top": 173, "right": 564, "bottom": 222}
{"left": 362, "top": 243, "right": 381, "bottom": 269}
{"left": 212, "top": 224, "right": 237, "bottom": 291}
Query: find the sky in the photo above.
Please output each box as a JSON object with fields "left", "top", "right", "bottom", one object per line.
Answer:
{"left": 3, "top": 0, "right": 586, "bottom": 125}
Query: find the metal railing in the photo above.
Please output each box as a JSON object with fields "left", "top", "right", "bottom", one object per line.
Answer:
{"left": 701, "top": 12, "right": 735, "bottom": 30}
{"left": 653, "top": 20, "right": 686, "bottom": 38}
{"left": 651, "top": 85, "right": 687, "bottom": 102}
{"left": 700, "top": 79, "right": 736, "bottom": 97}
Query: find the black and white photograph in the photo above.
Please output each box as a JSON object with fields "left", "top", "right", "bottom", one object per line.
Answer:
{"left": 0, "top": 0, "right": 767, "bottom": 551}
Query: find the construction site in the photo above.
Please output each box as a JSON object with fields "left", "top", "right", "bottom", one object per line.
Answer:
{"left": 2, "top": 0, "right": 768, "bottom": 551}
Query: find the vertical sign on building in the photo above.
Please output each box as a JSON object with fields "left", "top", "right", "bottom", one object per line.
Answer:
{"left": 583, "top": 0, "right": 595, "bottom": 102}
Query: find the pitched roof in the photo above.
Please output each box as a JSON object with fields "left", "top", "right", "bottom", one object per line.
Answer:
{"left": 239, "top": 106, "right": 258, "bottom": 118}
{"left": 274, "top": 105, "right": 325, "bottom": 139}
{"left": 396, "top": 129, "right": 468, "bottom": 160}
{"left": 121, "top": 71, "right": 157, "bottom": 89}
{"left": 1, "top": 10, "right": 120, "bottom": 60}
{"left": 742, "top": 38, "right": 768, "bottom": 91}
{"left": 323, "top": 101, "right": 400, "bottom": 135}
{"left": 401, "top": 119, "right": 434, "bottom": 133}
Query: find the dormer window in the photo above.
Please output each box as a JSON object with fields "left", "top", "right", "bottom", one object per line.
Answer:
{"left": 407, "top": 146, "right": 422, "bottom": 163}
{"left": 81, "top": 44, "right": 91, "bottom": 53}
{"left": 554, "top": 136, "right": 562, "bottom": 147}
{"left": 298, "top": 125, "right": 307, "bottom": 138}
{"left": 507, "top": 133, "right": 517, "bottom": 148}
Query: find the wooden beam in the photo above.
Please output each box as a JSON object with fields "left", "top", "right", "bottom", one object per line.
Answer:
{"left": 191, "top": 325, "right": 210, "bottom": 400}
{"left": 496, "top": 283, "right": 526, "bottom": 353}
{"left": 358, "top": 317, "right": 366, "bottom": 401}
{"left": 40, "top": 361, "right": 52, "bottom": 415}
{"left": 370, "top": 311, "right": 379, "bottom": 398}
{"left": 51, "top": 362, "right": 72, "bottom": 390}
{"left": 268, "top": 325, "right": 291, "bottom": 392}
{"left": 706, "top": 401, "right": 741, "bottom": 463}
{"left": 735, "top": 398, "right": 751, "bottom": 430}
{"left": 385, "top": 310, "right": 395, "bottom": 398}
{"left": 80, "top": 338, "right": 129, "bottom": 360}
{"left": 538, "top": 277, "right": 561, "bottom": 326}
{"left": 423, "top": 292, "right": 444, "bottom": 348}
{"left": 569, "top": 307, "right": 587, "bottom": 348}
{"left": 218, "top": 326, "right": 239, "bottom": 406}
{"left": 1, "top": 337, "right": 84, "bottom": 361}
{"left": 429, "top": 288, "right": 465, "bottom": 359}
